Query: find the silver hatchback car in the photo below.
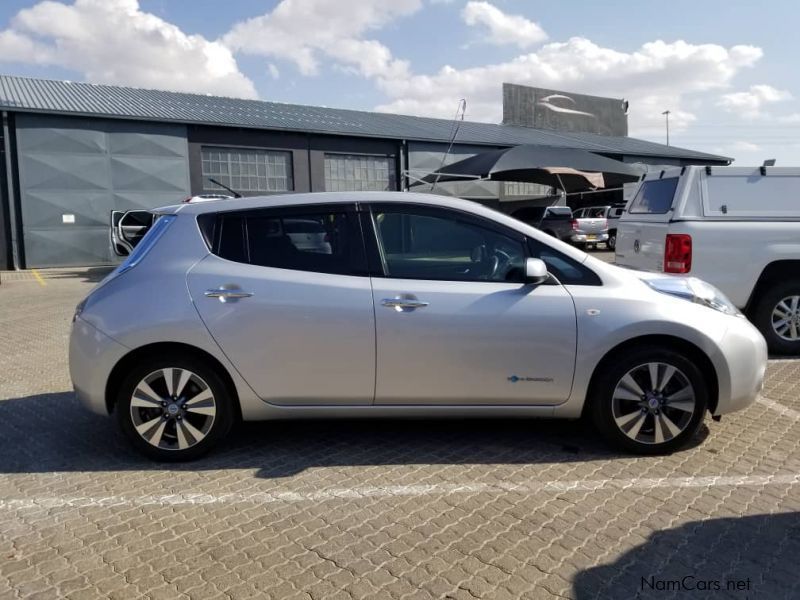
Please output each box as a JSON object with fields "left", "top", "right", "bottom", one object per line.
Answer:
{"left": 69, "top": 192, "right": 767, "bottom": 460}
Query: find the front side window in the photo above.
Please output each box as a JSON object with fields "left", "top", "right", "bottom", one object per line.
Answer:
{"left": 202, "top": 147, "right": 294, "bottom": 193}
{"left": 371, "top": 207, "right": 526, "bottom": 282}
{"left": 324, "top": 154, "right": 396, "bottom": 192}
{"left": 215, "top": 208, "right": 363, "bottom": 276}
{"left": 527, "top": 238, "right": 601, "bottom": 286}
{"left": 629, "top": 178, "right": 679, "bottom": 214}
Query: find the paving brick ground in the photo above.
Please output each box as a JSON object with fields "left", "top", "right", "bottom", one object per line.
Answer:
{"left": 0, "top": 267, "right": 798, "bottom": 599}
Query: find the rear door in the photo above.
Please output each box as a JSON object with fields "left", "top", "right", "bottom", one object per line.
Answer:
{"left": 187, "top": 203, "right": 376, "bottom": 406}
{"left": 615, "top": 177, "right": 680, "bottom": 272}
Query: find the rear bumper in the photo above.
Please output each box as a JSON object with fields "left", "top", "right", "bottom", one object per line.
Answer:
{"left": 570, "top": 232, "right": 609, "bottom": 243}
{"left": 712, "top": 317, "right": 768, "bottom": 415}
{"left": 69, "top": 317, "right": 129, "bottom": 416}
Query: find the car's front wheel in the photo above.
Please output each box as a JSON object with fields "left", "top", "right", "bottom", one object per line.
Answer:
{"left": 590, "top": 347, "right": 708, "bottom": 454}
{"left": 116, "top": 355, "right": 234, "bottom": 461}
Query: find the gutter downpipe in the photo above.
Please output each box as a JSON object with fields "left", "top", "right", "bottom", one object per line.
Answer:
{"left": 2, "top": 111, "right": 19, "bottom": 270}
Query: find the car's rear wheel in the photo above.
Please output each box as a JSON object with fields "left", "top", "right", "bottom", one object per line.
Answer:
{"left": 590, "top": 347, "right": 707, "bottom": 454}
{"left": 116, "top": 355, "right": 233, "bottom": 461}
{"left": 752, "top": 280, "right": 800, "bottom": 355}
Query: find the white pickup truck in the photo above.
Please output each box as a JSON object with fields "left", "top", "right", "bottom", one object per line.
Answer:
{"left": 615, "top": 165, "right": 800, "bottom": 355}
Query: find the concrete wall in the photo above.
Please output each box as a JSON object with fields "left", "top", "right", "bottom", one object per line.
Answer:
{"left": 15, "top": 114, "right": 190, "bottom": 267}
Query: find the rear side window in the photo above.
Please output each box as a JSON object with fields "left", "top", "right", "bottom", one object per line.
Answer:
{"left": 215, "top": 208, "right": 365, "bottom": 276}
{"left": 629, "top": 178, "right": 679, "bottom": 214}
{"left": 545, "top": 207, "right": 572, "bottom": 219}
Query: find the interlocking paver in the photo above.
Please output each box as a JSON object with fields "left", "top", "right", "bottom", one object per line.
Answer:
{"left": 0, "top": 267, "right": 799, "bottom": 599}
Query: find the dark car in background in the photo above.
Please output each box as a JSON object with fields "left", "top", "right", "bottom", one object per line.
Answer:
{"left": 511, "top": 206, "right": 574, "bottom": 242}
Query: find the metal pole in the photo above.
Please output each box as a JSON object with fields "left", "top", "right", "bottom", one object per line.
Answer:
{"left": 662, "top": 110, "right": 671, "bottom": 146}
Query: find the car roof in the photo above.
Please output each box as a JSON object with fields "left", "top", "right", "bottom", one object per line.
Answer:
{"left": 155, "top": 191, "right": 491, "bottom": 216}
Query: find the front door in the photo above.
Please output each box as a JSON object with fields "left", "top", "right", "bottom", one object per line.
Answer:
{"left": 187, "top": 204, "right": 375, "bottom": 406}
{"left": 366, "top": 204, "right": 577, "bottom": 405}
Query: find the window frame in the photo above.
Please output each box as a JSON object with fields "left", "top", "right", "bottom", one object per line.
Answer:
{"left": 208, "top": 202, "right": 369, "bottom": 277}
{"left": 362, "top": 202, "right": 531, "bottom": 283}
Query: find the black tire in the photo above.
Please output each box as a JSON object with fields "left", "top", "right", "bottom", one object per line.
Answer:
{"left": 751, "top": 280, "right": 800, "bottom": 356}
{"left": 589, "top": 346, "right": 708, "bottom": 455}
{"left": 607, "top": 230, "right": 617, "bottom": 251}
{"left": 116, "top": 354, "right": 234, "bottom": 461}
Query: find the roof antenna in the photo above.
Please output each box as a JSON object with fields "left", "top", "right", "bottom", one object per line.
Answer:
{"left": 431, "top": 98, "right": 467, "bottom": 192}
{"left": 208, "top": 177, "right": 242, "bottom": 198}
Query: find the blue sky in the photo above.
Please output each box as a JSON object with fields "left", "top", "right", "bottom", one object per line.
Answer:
{"left": 0, "top": 0, "right": 797, "bottom": 164}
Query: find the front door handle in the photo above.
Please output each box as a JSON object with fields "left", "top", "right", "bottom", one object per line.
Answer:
{"left": 381, "top": 297, "right": 429, "bottom": 312}
{"left": 204, "top": 286, "right": 254, "bottom": 302}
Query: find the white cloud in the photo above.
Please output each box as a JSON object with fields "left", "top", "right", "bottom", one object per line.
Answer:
{"left": 222, "top": 0, "right": 420, "bottom": 81}
{"left": 267, "top": 64, "right": 280, "bottom": 79}
{"left": 718, "top": 84, "right": 792, "bottom": 118}
{"left": 462, "top": 1, "right": 547, "bottom": 49}
{"left": 0, "top": 0, "right": 256, "bottom": 98}
{"left": 375, "top": 37, "right": 763, "bottom": 136}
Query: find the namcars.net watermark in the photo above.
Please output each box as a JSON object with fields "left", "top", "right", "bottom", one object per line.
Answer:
{"left": 642, "top": 576, "right": 753, "bottom": 594}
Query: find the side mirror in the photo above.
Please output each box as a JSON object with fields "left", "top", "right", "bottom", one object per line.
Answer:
{"left": 524, "top": 258, "right": 549, "bottom": 284}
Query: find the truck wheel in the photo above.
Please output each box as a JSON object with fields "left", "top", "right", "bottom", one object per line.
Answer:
{"left": 607, "top": 230, "right": 617, "bottom": 251}
{"left": 590, "top": 346, "right": 707, "bottom": 455}
{"left": 753, "top": 281, "right": 800, "bottom": 355}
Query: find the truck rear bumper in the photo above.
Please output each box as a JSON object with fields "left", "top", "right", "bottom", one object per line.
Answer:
{"left": 571, "top": 233, "right": 609, "bottom": 243}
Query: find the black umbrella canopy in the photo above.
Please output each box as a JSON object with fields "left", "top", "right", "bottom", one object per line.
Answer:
{"left": 423, "top": 144, "right": 644, "bottom": 193}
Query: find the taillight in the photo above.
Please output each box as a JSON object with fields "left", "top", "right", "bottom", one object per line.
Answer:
{"left": 664, "top": 234, "right": 692, "bottom": 273}
{"left": 571, "top": 219, "right": 579, "bottom": 230}
{"left": 182, "top": 196, "right": 192, "bottom": 203}
{"left": 603, "top": 219, "right": 608, "bottom": 229}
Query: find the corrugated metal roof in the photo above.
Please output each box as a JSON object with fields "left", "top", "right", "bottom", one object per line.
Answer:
{"left": 0, "top": 74, "right": 730, "bottom": 163}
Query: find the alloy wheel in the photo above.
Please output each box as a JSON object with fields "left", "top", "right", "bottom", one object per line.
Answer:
{"left": 771, "top": 295, "right": 800, "bottom": 341}
{"left": 611, "top": 362, "right": 696, "bottom": 445}
{"left": 129, "top": 368, "right": 217, "bottom": 451}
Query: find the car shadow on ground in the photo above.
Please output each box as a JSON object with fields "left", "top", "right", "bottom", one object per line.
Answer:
{"left": 37, "top": 266, "right": 115, "bottom": 283}
{"left": 573, "top": 512, "right": 800, "bottom": 599}
{"left": 0, "top": 392, "right": 709, "bottom": 478}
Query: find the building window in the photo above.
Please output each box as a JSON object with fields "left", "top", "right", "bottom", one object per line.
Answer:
{"left": 324, "top": 153, "right": 396, "bottom": 192}
{"left": 202, "top": 147, "right": 293, "bottom": 193}
{"left": 504, "top": 181, "right": 552, "bottom": 197}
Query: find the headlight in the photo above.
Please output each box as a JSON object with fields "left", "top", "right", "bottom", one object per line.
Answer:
{"left": 644, "top": 277, "right": 741, "bottom": 316}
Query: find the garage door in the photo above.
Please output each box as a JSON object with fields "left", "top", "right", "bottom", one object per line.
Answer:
{"left": 16, "top": 114, "right": 190, "bottom": 267}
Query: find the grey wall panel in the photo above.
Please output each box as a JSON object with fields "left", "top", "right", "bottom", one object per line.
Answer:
{"left": 15, "top": 114, "right": 190, "bottom": 267}
{"left": 23, "top": 227, "right": 111, "bottom": 268}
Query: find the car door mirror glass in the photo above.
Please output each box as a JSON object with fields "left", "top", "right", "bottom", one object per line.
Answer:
{"left": 525, "top": 258, "right": 549, "bottom": 284}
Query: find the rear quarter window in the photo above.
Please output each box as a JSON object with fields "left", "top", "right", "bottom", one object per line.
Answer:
{"left": 629, "top": 178, "right": 679, "bottom": 214}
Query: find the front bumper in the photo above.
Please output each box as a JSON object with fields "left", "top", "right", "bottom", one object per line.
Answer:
{"left": 712, "top": 317, "right": 768, "bottom": 415}
{"left": 570, "top": 232, "right": 609, "bottom": 243}
{"left": 69, "top": 316, "right": 129, "bottom": 416}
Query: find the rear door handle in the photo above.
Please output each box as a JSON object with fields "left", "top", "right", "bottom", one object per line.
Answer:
{"left": 381, "top": 298, "right": 429, "bottom": 311}
{"left": 204, "top": 287, "right": 254, "bottom": 301}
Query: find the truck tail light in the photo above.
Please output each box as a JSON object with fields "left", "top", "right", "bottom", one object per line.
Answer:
{"left": 571, "top": 219, "right": 579, "bottom": 230}
{"left": 603, "top": 219, "right": 608, "bottom": 229}
{"left": 664, "top": 234, "right": 692, "bottom": 273}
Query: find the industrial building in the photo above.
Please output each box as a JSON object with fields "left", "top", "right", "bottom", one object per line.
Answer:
{"left": 0, "top": 76, "right": 729, "bottom": 269}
